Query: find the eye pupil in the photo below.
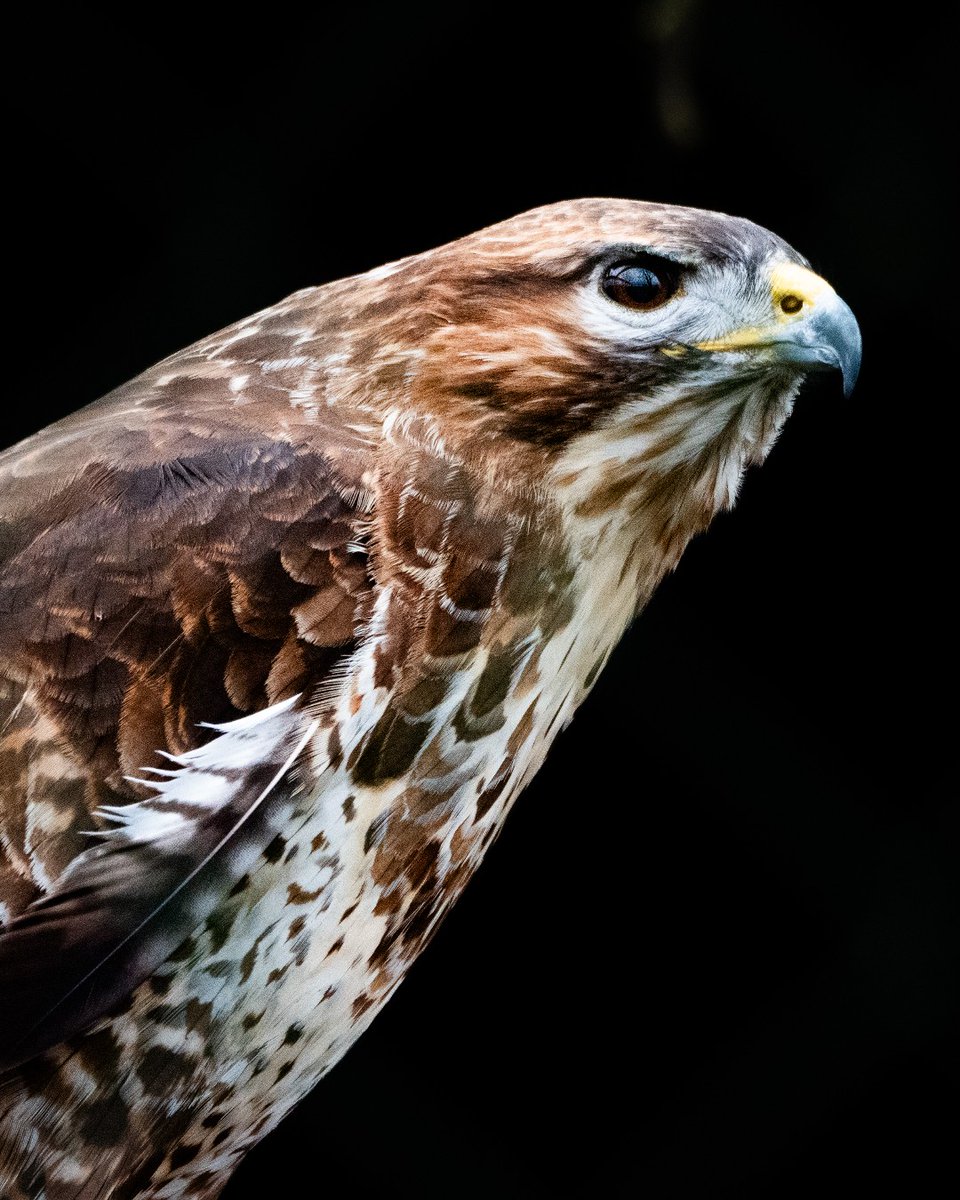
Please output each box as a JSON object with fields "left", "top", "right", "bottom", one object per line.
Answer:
{"left": 601, "top": 260, "right": 675, "bottom": 310}
{"left": 780, "top": 294, "right": 804, "bottom": 314}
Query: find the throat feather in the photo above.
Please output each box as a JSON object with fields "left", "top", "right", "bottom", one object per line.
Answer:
{"left": 551, "top": 376, "right": 799, "bottom": 582}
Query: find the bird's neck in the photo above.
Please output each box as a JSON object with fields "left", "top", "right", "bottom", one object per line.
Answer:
{"left": 549, "top": 376, "right": 799, "bottom": 593}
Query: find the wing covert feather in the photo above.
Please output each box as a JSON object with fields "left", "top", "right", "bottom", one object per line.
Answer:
{"left": 0, "top": 331, "right": 378, "bottom": 1061}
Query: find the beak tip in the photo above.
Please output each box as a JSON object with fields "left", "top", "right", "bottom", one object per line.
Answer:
{"left": 815, "top": 293, "right": 862, "bottom": 398}
{"left": 841, "top": 346, "right": 861, "bottom": 398}
{"left": 840, "top": 323, "right": 862, "bottom": 398}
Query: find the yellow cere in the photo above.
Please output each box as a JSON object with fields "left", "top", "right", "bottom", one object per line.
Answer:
{"left": 768, "top": 262, "right": 835, "bottom": 323}
{"left": 693, "top": 262, "right": 836, "bottom": 353}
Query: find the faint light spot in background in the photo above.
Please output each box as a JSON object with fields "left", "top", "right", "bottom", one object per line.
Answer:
{"left": 638, "top": 0, "right": 703, "bottom": 149}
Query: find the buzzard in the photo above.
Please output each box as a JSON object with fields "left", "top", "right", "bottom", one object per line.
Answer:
{"left": 0, "top": 200, "right": 859, "bottom": 1198}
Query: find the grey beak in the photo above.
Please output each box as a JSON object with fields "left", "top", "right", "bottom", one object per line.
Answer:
{"left": 773, "top": 293, "right": 862, "bottom": 397}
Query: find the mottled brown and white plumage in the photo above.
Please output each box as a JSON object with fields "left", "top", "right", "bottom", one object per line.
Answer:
{"left": 0, "top": 199, "right": 859, "bottom": 1198}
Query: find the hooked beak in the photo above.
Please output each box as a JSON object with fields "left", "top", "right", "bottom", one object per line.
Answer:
{"left": 696, "top": 262, "right": 862, "bottom": 397}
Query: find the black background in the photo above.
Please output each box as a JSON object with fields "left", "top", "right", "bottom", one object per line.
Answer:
{"left": 4, "top": 3, "right": 955, "bottom": 1195}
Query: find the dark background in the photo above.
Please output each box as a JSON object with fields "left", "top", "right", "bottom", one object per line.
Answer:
{"left": 4, "top": 2, "right": 955, "bottom": 1195}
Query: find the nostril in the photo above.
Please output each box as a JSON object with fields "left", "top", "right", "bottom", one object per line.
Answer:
{"left": 780, "top": 294, "right": 804, "bottom": 315}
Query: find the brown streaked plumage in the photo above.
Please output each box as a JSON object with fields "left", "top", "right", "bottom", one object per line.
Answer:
{"left": 0, "top": 199, "right": 860, "bottom": 1198}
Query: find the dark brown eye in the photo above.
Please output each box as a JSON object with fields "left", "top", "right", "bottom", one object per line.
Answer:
{"left": 601, "top": 260, "right": 677, "bottom": 310}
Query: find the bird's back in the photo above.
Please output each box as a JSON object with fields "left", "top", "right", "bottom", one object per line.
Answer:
{"left": 0, "top": 272, "right": 565, "bottom": 1197}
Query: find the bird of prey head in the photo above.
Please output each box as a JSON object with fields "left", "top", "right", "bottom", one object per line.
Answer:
{"left": 374, "top": 198, "right": 860, "bottom": 561}
{"left": 0, "top": 200, "right": 859, "bottom": 1199}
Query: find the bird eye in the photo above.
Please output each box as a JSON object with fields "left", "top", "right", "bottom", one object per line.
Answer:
{"left": 601, "top": 259, "right": 678, "bottom": 310}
